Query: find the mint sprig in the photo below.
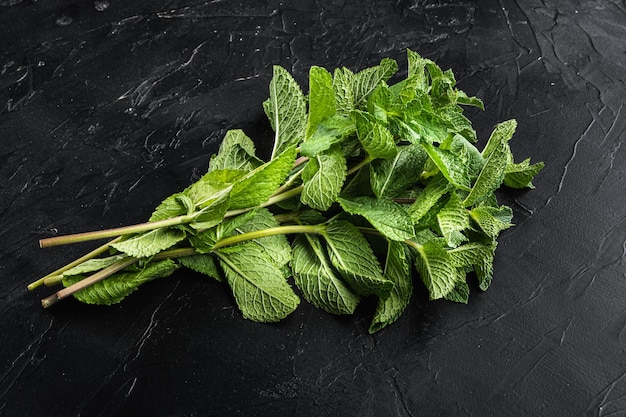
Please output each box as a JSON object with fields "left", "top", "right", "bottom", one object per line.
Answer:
{"left": 30, "top": 50, "right": 543, "bottom": 333}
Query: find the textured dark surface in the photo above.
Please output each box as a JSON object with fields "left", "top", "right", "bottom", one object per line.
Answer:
{"left": 2, "top": 1, "right": 626, "bottom": 416}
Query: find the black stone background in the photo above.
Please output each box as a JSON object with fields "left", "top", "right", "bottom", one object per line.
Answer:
{"left": 2, "top": 1, "right": 626, "bottom": 416}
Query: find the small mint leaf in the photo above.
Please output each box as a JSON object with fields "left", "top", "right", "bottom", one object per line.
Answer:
{"left": 63, "top": 259, "right": 179, "bottom": 305}
{"left": 111, "top": 228, "right": 186, "bottom": 258}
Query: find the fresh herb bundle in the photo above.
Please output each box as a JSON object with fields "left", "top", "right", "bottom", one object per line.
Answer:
{"left": 29, "top": 50, "right": 543, "bottom": 333}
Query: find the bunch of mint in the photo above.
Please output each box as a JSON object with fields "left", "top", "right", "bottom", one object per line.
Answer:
{"left": 30, "top": 50, "right": 543, "bottom": 333}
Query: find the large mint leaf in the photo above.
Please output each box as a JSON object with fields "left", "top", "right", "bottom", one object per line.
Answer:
{"left": 63, "top": 259, "right": 179, "bottom": 305}
{"left": 337, "top": 196, "right": 415, "bottom": 241}
{"left": 463, "top": 139, "right": 510, "bottom": 207}
{"left": 322, "top": 220, "right": 392, "bottom": 296}
{"left": 264, "top": 65, "right": 307, "bottom": 158}
{"left": 111, "top": 228, "right": 186, "bottom": 258}
{"left": 229, "top": 146, "right": 297, "bottom": 209}
{"left": 209, "top": 129, "right": 263, "bottom": 172}
{"left": 353, "top": 110, "right": 397, "bottom": 159}
{"left": 300, "top": 145, "right": 346, "bottom": 211}
{"left": 353, "top": 58, "right": 398, "bottom": 107}
{"left": 217, "top": 243, "right": 299, "bottom": 323}
{"left": 414, "top": 241, "right": 464, "bottom": 300}
{"left": 422, "top": 141, "right": 471, "bottom": 190}
{"left": 306, "top": 66, "right": 336, "bottom": 139}
{"left": 503, "top": 158, "right": 544, "bottom": 188}
{"left": 369, "top": 241, "right": 413, "bottom": 333}
{"left": 369, "top": 143, "right": 428, "bottom": 197}
{"left": 292, "top": 234, "right": 360, "bottom": 315}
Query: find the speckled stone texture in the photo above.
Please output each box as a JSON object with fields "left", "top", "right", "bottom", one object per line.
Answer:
{"left": 2, "top": 1, "right": 626, "bottom": 416}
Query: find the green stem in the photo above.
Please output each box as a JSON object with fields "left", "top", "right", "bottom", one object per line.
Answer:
{"left": 39, "top": 214, "right": 195, "bottom": 248}
{"left": 213, "top": 224, "right": 325, "bottom": 250}
{"left": 28, "top": 236, "right": 123, "bottom": 290}
{"left": 346, "top": 157, "right": 373, "bottom": 176}
{"left": 41, "top": 257, "right": 139, "bottom": 308}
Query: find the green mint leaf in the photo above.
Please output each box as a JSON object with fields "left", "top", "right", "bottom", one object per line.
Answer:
{"left": 482, "top": 119, "right": 517, "bottom": 159}
{"left": 209, "top": 129, "right": 263, "bottom": 172}
{"left": 306, "top": 66, "right": 336, "bottom": 139}
{"left": 408, "top": 175, "right": 452, "bottom": 222}
{"left": 217, "top": 242, "right": 299, "bottom": 323}
{"left": 353, "top": 110, "right": 397, "bottom": 159}
{"left": 300, "top": 145, "right": 347, "bottom": 211}
{"left": 393, "top": 110, "right": 450, "bottom": 144}
{"left": 367, "top": 82, "right": 394, "bottom": 123}
{"left": 456, "top": 90, "right": 484, "bottom": 110}
{"left": 462, "top": 139, "right": 510, "bottom": 207}
{"left": 300, "top": 114, "right": 355, "bottom": 157}
{"left": 235, "top": 208, "right": 292, "bottom": 271}
{"left": 406, "top": 49, "right": 431, "bottom": 91}
{"left": 149, "top": 193, "right": 194, "bottom": 222}
{"left": 63, "top": 259, "right": 179, "bottom": 305}
{"left": 322, "top": 220, "right": 393, "bottom": 296}
{"left": 443, "top": 109, "right": 477, "bottom": 143}
{"left": 111, "top": 228, "right": 186, "bottom": 258}
{"left": 414, "top": 241, "right": 464, "bottom": 300}
{"left": 353, "top": 58, "right": 398, "bottom": 107}
{"left": 60, "top": 254, "right": 127, "bottom": 277}
{"left": 503, "top": 158, "right": 544, "bottom": 188}
{"left": 337, "top": 196, "right": 415, "bottom": 241}
{"left": 445, "top": 134, "right": 485, "bottom": 180}
{"left": 292, "top": 234, "right": 360, "bottom": 315}
{"left": 422, "top": 141, "right": 471, "bottom": 190}
{"left": 443, "top": 279, "right": 470, "bottom": 303}
{"left": 370, "top": 144, "right": 428, "bottom": 198}
{"left": 470, "top": 205, "right": 513, "bottom": 238}
{"left": 186, "top": 169, "right": 244, "bottom": 208}
{"left": 333, "top": 66, "right": 355, "bottom": 114}
{"left": 189, "top": 195, "right": 230, "bottom": 229}
{"left": 178, "top": 254, "right": 223, "bottom": 282}
{"left": 229, "top": 146, "right": 297, "bottom": 209}
{"left": 448, "top": 241, "right": 496, "bottom": 290}
{"left": 369, "top": 241, "right": 413, "bottom": 333}
{"left": 436, "top": 192, "right": 469, "bottom": 247}
{"left": 264, "top": 65, "right": 307, "bottom": 159}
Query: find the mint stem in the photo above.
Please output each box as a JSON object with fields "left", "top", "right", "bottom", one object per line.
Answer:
{"left": 213, "top": 224, "right": 325, "bottom": 249}
{"left": 41, "top": 257, "right": 139, "bottom": 308}
{"left": 38, "top": 215, "right": 195, "bottom": 248}
{"left": 28, "top": 236, "right": 123, "bottom": 290}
